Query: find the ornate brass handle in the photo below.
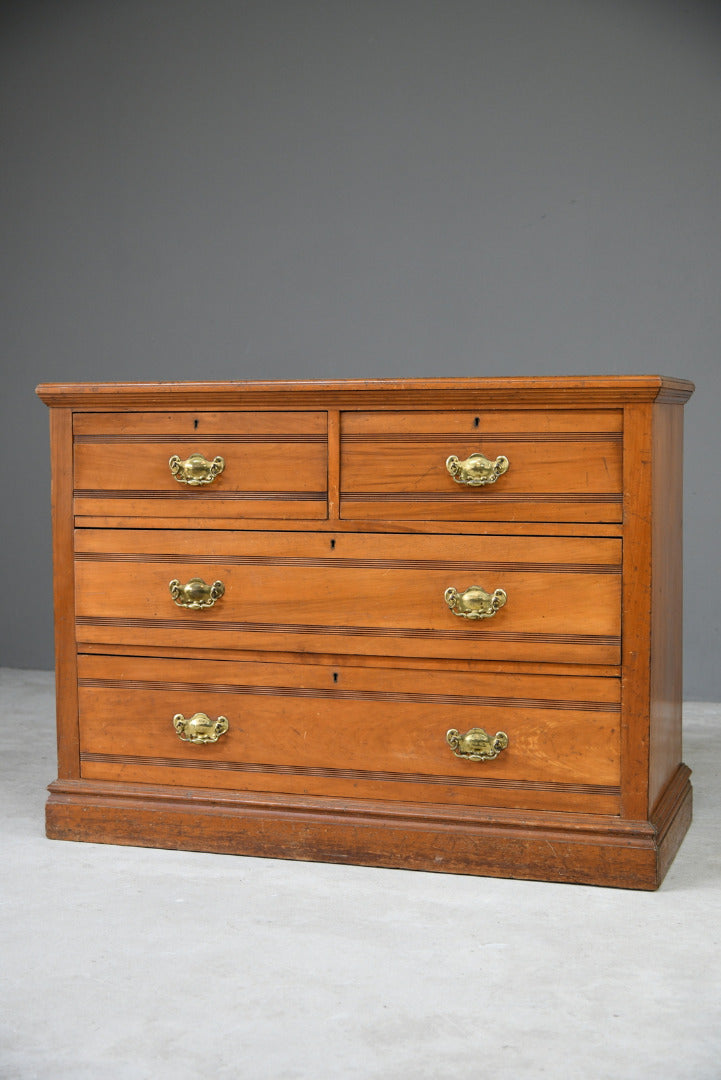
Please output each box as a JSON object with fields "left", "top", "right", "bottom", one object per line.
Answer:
{"left": 445, "top": 585, "right": 507, "bottom": 619}
{"left": 169, "top": 452, "right": 225, "bottom": 485}
{"left": 447, "top": 727, "right": 508, "bottom": 761}
{"left": 173, "top": 712, "right": 229, "bottom": 744}
{"left": 169, "top": 577, "right": 225, "bottom": 609}
{"left": 446, "top": 452, "right": 509, "bottom": 486}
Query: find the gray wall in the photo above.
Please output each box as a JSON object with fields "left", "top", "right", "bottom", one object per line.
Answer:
{"left": 2, "top": 0, "right": 719, "bottom": 698}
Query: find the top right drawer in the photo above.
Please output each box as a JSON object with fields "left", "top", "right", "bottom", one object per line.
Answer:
{"left": 340, "top": 410, "right": 623, "bottom": 522}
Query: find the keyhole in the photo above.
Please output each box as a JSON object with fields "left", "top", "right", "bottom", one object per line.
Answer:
{"left": 194, "top": 418, "right": 199, "bottom": 430}
{"left": 473, "top": 416, "right": 480, "bottom": 428}
{"left": 333, "top": 672, "right": 339, "bottom": 683}
{"left": 330, "top": 538, "right": 336, "bottom": 550}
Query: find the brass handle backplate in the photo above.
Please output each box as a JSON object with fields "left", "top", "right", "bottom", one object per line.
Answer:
{"left": 446, "top": 452, "right": 509, "bottom": 486}
{"left": 173, "top": 712, "right": 229, "bottom": 744}
{"left": 446, "top": 727, "right": 508, "bottom": 761}
{"left": 445, "top": 585, "right": 507, "bottom": 620}
{"left": 169, "top": 452, "right": 225, "bottom": 485}
{"left": 169, "top": 577, "right": 225, "bottom": 609}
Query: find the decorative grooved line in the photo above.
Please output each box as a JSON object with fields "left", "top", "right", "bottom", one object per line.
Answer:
{"left": 341, "top": 492, "right": 623, "bottom": 504}
{"left": 78, "top": 676, "right": 621, "bottom": 713}
{"left": 75, "top": 615, "right": 620, "bottom": 647}
{"left": 76, "top": 433, "right": 326, "bottom": 444}
{"left": 74, "top": 490, "right": 326, "bottom": 501}
{"left": 75, "top": 552, "right": 621, "bottom": 573}
{"left": 80, "top": 751, "right": 620, "bottom": 796}
{"left": 343, "top": 432, "right": 622, "bottom": 443}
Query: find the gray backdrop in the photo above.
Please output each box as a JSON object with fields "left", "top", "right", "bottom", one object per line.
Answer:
{"left": 2, "top": 0, "right": 719, "bottom": 698}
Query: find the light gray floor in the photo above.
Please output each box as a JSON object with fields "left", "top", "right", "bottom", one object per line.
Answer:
{"left": 1, "top": 668, "right": 720, "bottom": 1080}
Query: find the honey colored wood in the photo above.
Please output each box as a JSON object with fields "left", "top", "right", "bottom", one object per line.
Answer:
{"left": 45, "top": 766, "right": 691, "bottom": 889}
{"left": 75, "top": 494, "right": 328, "bottom": 521}
{"left": 36, "top": 374, "right": 695, "bottom": 411}
{"left": 73, "top": 529, "right": 622, "bottom": 665}
{"left": 73, "top": 515, "right": 625, "bottom": 537}
{"left": 73, "top": 411, "right": 327, "bottom": 436}
{"left": 619, "top": 404, "right": 655, "bottom": 822}
{"left": 75, "top": 761, "right": 620, "bottom": 815}
{"left": 648, "top": 403, "right": 685, "bottom": 813}
{"left": 341, "top": 408, "right": 622, "bottom": 522}
{"left": 77, "top": 640, "right": 622, "bottom": 679}
{"left": 38, "top": 376, "right": 694, "bottom": 889}
{"left": 342, "top": 409, "right": 625, "bottom": 435}
{"left": 49, "top": 409, "right": 81, "bottom": 779}
{"left": 74, "top": 410, "right": 327, "bottom": 520}
{"left": 75, "top": 653, "right": 620, "bottom": 811}
{"left": 340, "top": 496, "right": 622, "bottom": 524}
{"left": 75, "top": 442, "right": 326, "bottom": 493}
{"left": 341, "top": 438, "right": 622, "bottom": 496}
{"left": 75, "top": 425, "right": 327, "bottom": 520}
{"left": 327, "top": 410, "right": 341, "bottom": 520}
{"left": 73, "top": 528, "right": 623, "bottom": 569}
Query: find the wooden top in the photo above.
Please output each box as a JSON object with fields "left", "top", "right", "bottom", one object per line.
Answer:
{"left": 36, "top": 374, "right": 694, "bottom": 409}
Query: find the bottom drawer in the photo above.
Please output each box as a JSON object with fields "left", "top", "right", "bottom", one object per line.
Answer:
{"left": 77, "top": 655, "right": 621, "bottom": 815}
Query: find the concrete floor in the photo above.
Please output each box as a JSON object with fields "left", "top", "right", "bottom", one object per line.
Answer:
{"left": 1, "top": 668, "right": 720, "bottom": 1080}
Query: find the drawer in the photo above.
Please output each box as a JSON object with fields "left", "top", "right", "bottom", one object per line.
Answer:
{"left": 77, "top": 654, "right": 621, "bottom": 814}
{"left": 75, "top": 529, "right": 622, "bottom": 665}
{"left": 73, "top": 411, "right": 328, "bottom": 520}
{"left": 340, "top": 410, "right": 623, "bottom": 522}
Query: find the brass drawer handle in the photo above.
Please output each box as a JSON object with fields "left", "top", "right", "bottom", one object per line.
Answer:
{"left": 447, "top": 727, "right": 508, "bottom": 761}
{"left": 173, "top": 712, "right": 229, "bottom": 744}
{"left": 446, "top": 452, "right": 509, "bottom": 486}
{"left": 169, "top": 452, "right": 225, "bottom": 485}
{"left": 445, "top": 585, "right": 507, "bottom": 619}
{"left": 169, "top": 577, "right": 225, "bottom": 609}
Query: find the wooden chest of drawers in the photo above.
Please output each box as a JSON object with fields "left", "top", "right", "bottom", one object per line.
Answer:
{"left": 37, "top": 376, "right": 694, "bottom": 889}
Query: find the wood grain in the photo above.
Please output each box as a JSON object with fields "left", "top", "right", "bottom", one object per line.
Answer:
{"left": 648, "top": 403, "right": 685, "bottom": 813}
{"left": 620, "top": 404, "right": 654, "bottom": 821}
{"left": 74, "top": 530, "right": 622, "bottom": 665}
{"left": 75, "top": 653, "right": 620, "bottom": 810}
{"left": 37, "top": 375, "right": 695, "bottom": 888}
{"left": 74, "top": 411, "right": 326, "bottom": 436}
{"left": 45, "top": 767, "right": 692, "bottom": 888}
{"left": 74, "top": 412, "right": 328, "bottom": 520}
{"left": 342, "top": 409, "right": 624, "bottom": 435}
{"left": 49, "top": 409, "right": 80, "bottom": 778}
{"left": 341, "top": 409, "right": 622, "bottom": 521}
{"left": 36, "top": 374, "right": 695, "bottom": 411}
{"left": 72, "top": 515, "right": 624, "bottom": 537}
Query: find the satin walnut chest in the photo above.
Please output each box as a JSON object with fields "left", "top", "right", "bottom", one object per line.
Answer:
{"left": 37, "top": 376, "right": 694, "bottom": 889}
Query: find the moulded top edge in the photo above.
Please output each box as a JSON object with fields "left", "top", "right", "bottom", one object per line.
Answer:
{"left": 35, "top": 374, "right": 695, "bottom": 409}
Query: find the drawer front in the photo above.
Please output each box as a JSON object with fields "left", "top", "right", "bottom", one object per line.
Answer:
{"left": 75, "top": 530, "right": 622, "bottom": 665}
{"left": 340, "top": 410, "right": 623, "bottom": 522}
{"left": 77, "top": 655, "right": 621, "bottom": 814}
{"left": 73, "top": 411, "right": 328, "bottom": 520}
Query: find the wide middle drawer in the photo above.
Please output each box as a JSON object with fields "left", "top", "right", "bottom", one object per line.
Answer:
{"left": 75, "top": 530, "right": 622, "bottom": 665}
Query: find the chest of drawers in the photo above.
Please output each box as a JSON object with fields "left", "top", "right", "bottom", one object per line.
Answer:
{"left": 37, "top": 376, "right": 694, "bottom": 889}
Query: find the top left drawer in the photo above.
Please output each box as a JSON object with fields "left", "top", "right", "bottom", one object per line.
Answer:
{"left": 73, "top": 412, "right": 328, "bottom": 522}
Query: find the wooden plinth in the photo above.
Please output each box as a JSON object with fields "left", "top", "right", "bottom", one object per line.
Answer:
{"left": 46, "top": 765, "right": 691, "bottom": 891}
